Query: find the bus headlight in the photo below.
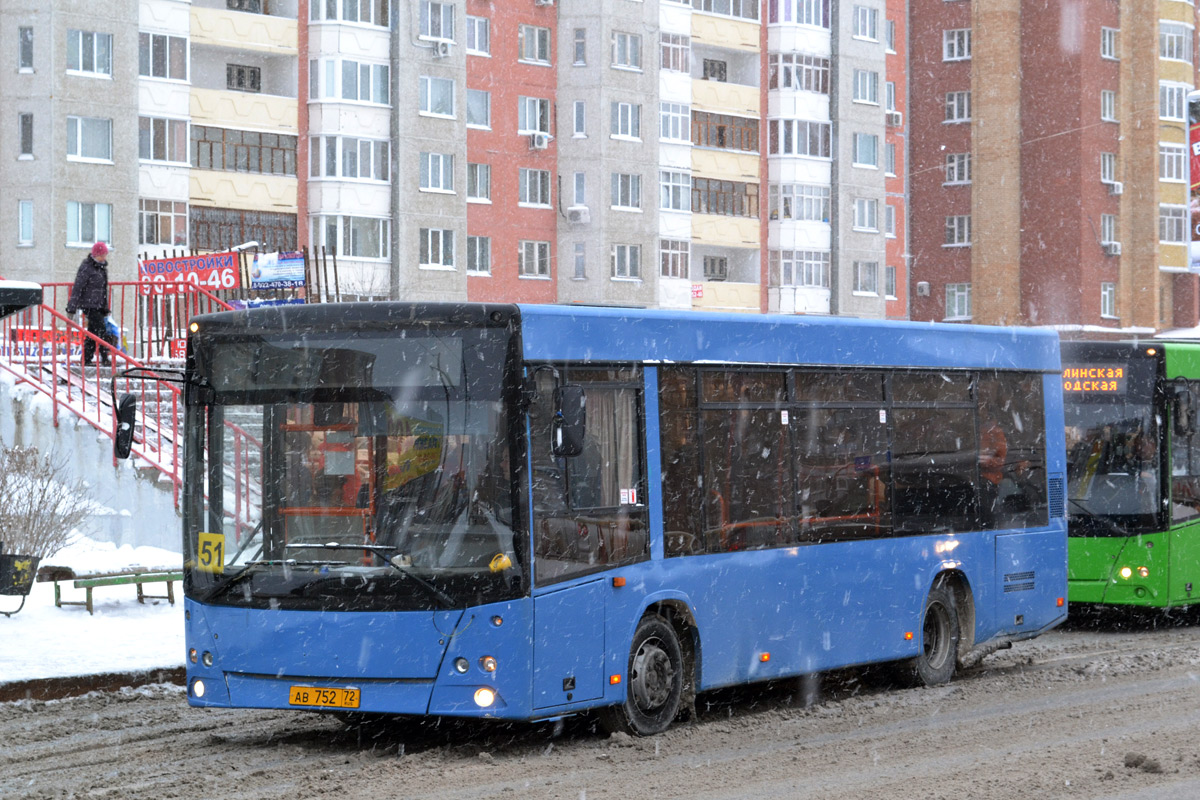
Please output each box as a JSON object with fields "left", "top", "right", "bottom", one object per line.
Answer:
{"left": 192, "top": 679, "right": 206, "bottom": 698}
{"left": 1119, "top": 567, "right": 1133, "bottom": 580}
{"left": 474, "top": 687, "right": 496, "bottom": 707}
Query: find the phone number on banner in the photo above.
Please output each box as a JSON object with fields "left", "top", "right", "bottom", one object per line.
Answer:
{"left": 138, "top": 252, "right": 240, "bottom": 295}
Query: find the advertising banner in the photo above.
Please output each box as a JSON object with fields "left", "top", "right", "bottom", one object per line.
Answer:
{"left": 138, "top": 252, "right": 241, "bottom": 294}
{"left": 250, "top": 251, "right": 306, "bottom": 290}
{"left": 1190, "top": 92, "right": 1200, "bottom": 272}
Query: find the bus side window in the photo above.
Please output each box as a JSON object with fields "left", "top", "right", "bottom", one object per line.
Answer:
{"left": 1172, "top": 383, "right": 1200, "bottom": 522}
{"left": 660, "top": 368, "right": 703, "bottom": 556}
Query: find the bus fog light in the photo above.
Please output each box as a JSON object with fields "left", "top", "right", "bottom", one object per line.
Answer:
{"left": 474, "top": 687, "right": 496, "bottom": 707}
{"left": 202, "top": 651, "right": 214, "bottom": 667}
{"left": 480, "top": 656, "right": 497, "bottom": 673}
{"left": 454, "top": 657, "right": 469, "bottom": 674}
{"left": 189, "top": 648, "right": 197, "bottom": 664}
{"left": 1138, "top": 566, "right": 1150, "bottom": 578}
{"left": 192, "top": 679, "right": 206, "bottom": 698}
{"left": 1119, "top": 567, "right": 1133, "bottom": 580}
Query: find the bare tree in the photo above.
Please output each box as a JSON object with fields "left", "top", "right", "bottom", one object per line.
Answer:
{"left": 0, "top": 446, "right": 93, "bottom": 559}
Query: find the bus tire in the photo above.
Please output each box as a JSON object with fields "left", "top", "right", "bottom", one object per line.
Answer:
{"left": 598, "top": 615, "right": 684, "bottom": 736}
{"left": 911, "top": 584, "right": 959, "bottom": 687}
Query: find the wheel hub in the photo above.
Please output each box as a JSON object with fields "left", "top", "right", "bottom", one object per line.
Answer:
{"left": 630, "top": 638, "right": 674, "bottom": 711}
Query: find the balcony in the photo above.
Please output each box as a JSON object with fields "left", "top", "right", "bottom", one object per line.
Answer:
{"left": 190, "top": 5, "right": 297, "bottom": 55}
{"left": 190, "top": 170, "right": 297, "bottom": 212}
{"left": 692, "top": 79, "right": 760, "bottom": 118}
{"left": 690, "top": 281, "right": 760, "bottom": 313}
{"left": 691, "top": 148, "right": 760, "bottom": 183}
{"left": 191, "top": 87, "right": 298, "bottom": 133}
{"left": 691, "top": 15, "right": 759, "bottom": 52}
{"left": 692, "top": 214, "right": 761, "bottom": 249}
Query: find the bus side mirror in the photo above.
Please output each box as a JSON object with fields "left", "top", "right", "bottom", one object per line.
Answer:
{"left": 1174, "top": 384, "right": 1193, "bottom": 437}
{"left": 114, "top": 394, "right": 137, "bottom": 459}
{"left": 551, "top": 385, "right": 586, "bottom": 457}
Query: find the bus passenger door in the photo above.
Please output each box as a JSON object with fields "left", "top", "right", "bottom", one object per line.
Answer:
{"left": 532, "top": 581, "right": 606, "bottom": 709}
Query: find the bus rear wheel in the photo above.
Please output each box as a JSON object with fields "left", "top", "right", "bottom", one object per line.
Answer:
{"left": 910, "top": 584, "right": 959, "bottom": 687}
{"left": 598, "top": 615, "right": 684, "bottom": 736}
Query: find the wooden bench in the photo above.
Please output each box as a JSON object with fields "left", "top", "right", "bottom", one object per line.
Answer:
{"left": 39, "top": 566, "right": 183, "bottom": 615}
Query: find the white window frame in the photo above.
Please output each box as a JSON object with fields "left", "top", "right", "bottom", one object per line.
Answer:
{"left": 1100, "top": 213, "right": 1117, "bottom": 244}
{"left": 1101, "top": 282, "right": 1117, "bottom": 318}
{"left": 466, "top": 16, "right": 490, "bottom": 55}
{"left": 466, "top": 88, "right": 490, "bottom": 129}
{"left": 660, "top": 239, "right": 689, "bottom": 279}
{"left": 319, "top": 59, "right": 389, "bottom": 104}
{"left": 660, "top": 170, "right": 691, "bottom": 212}
{"left": 945, "top": 153, "right": 971, "bottom": 184}
{"left": 661, "top": 33, "right": 690, "bottom": 73}
{"left": 1101, "top": 89, "right": 1117, "bottom": 122}
{"left": 885, "top": 204, "right": 896, "bottom": 238}
{"left": 18, "top": 200, "right": 33, "bottom": 246}
{"left": 573, "top": 171, "right": 586, "bottom": 206}
{"left": 310, "top": 136, "right": 390, "bottom": 181}
{"left": 853, "top": 197, "right": 878, "bottom": 231}
{"left": 946, "top": 283, "right": 972, "bottom": 321}
{"left": 1160, "top": 21, "right": 1193, "bottom": 63}
{"left": 574, "top": 100, "right": 587, "bottom": 137}
{"left": 854, "top": 261, "right": 879, "bottom": 295}
{"left": 853, "top": 133, "right": 878, "bottom": 168}
{"left": 1160, "top": 143, "right": 1186, "bottom": 182}
{"left": 18, "top": 27, "right": 33, "bottom": 72}
{"left": 769, "top": 184, "right": 830, "bottom": 222}
{"left": 66, "top": 116, "right": 113, "bottom": 162}
{"left": 419, "top": 1, "right": 455, "bottom": 41}
{"left": 467, "top": 235, "right": 491, "bottom": 274}
{"left": 138, "top": 33, "right": 188, "bottom": 81}
{"left": 18, "top": 112, "right": 33, "bottom": 158}
{"left": 467, "top": 162, "right": 491, "bottom": 202}
{"left": 945, "top": 214, "right": 971, "bottom": 246}
{"left": 419, "top": 151, "right": 454, "bottom": 193}
{"left": 1160, "top": 204, "right": 1187, "bottom": 244}
{"left": 611, "top": 172, "right": 642, "bottom": 210}
{"left": 853, "top": 5, "right": 878, "bottom": 40}
{"left": 1160, "top": 82, "right": 1187, "bottom": 121}
{"left": 419, "top": 227, "right": 455, "bottom": 269}
{"left": 519, "top": 240, "right": 551, "bottom": 278}
{"left": 945, "top": 91, "right": 971, "bottom": 123}
{"left": 138, "top": 116, "right": 189, "bottom": 164}
{"left": 518, "top": 96, "right": 551, "bottom": 134}
{"left": 419, "top": 75, "right": 455, "bottom": 118}
{"left": 885, "top": 265, "right": 897, "bottom": 299}
{"left": 611, "top": 244, "right": 641, "bottom": 279}
{"left": 611, "top": 101, "right": 642, "bottom": 140}
{"left": 768, "top": 119, "right": 832, "bottom": 158}
{"left": 885, "top": 142, "right": 896, "bottom": 176}
{"left": 772, "top": 249, "right": 830, "bottom": 288}
{"left": 66, "top": 29, "right": 112, "bottom": 77}
{"left": 314, "top": 215, "right": 390, "bottom": 260}
{"left": 66, "top": 201, "right": 112, "bottom": 247}
{"left": 519, "top": 167, "right": 552, "bottom": 207}
{"left": 1100, "top": 152, "right": 1116, "bottom": 184}
{"left": 1101, "top": 26, "right": 1119, "bottom": 60}
{"left": 573, "top": 242, "right": 587, "bottom": 280}
{"left": 853, "top": 69, "right": 879, "bottom": 104}
{"left": 137, "top": 198, "right": 188, "bottom": 248}
{"left": 574, "top": 29, "right": 587, "bottom": 65}
{"left": 518, "top": 24, "right": 551, "bottom": 65}
{"left": 612, "top": 31, "right": 642, "bottom": 70}
{"left": 942, "top": 28, "right": 971, "bottom": 61}
{"left": 660, "top": 102, "right": 690, "bottom": 142}
{"left": 885, "top": 19, "right": 896, "bottom": 52}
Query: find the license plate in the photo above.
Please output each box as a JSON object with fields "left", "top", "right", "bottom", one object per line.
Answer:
{"left": 288, "top": 686, "right": 360, "bottom": 709}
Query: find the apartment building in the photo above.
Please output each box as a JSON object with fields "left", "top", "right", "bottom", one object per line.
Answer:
{"left": 909, "top": 0, "right": 1200, "bottom": 330}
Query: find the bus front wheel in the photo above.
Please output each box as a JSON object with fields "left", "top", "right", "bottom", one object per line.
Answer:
{"left": 598, "top": 615, "right": 684, "bottom": 736}
{"left": 910, "top": 584, "right": 959, "bottom": 687}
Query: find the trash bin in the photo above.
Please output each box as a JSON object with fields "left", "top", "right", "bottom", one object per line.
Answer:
{"left": 0, "top": 552, "right": 40, "bottom": 617}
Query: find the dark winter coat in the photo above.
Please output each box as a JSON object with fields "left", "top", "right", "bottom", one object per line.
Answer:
{"left": 66, "top": 255, "right": 109, "bottom": 314}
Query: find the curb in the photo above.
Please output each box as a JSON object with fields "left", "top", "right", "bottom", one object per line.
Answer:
{"left": 0, "top": 666, "right": 186, "bottom": 703}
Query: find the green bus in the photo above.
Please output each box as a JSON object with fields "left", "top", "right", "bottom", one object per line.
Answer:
{"left": 1062, "top": 340, "right": 1200, "bottom": 608}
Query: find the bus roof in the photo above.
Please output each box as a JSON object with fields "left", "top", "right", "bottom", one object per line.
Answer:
{"left": 517, "top": 304, "right": 1061, "bottom": 372}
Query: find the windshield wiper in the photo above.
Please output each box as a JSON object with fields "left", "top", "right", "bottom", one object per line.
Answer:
{"left": 284, "top": 542, "right": 456, "bottom": 609}
{"left": 1068, "top": 497, "right": 1136, "bottom": 538}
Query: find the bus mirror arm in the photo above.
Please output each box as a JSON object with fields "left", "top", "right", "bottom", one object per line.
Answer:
{"left": 109, "top": 367, "right": 188, "bottom": 460}
{"left": 1173, "top": 382, "right": 1193, "bottom": 437}
{"left": 552, "top": 385, "right": 587, "bottom": 457}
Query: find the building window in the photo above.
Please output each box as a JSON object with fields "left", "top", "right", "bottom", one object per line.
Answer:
{"left": 660, "top": 239, "right": 689, "bottom": 278}
{"left": 885, "top": 204, "right": 896, "bottom": 237}
{"left": 945, "top": 214, "right": 971, "bottom": 246}
{"left": 702, "top": 58, "right": 727, "bottom": 81}
{"left": 1101, "top": 26, "right": 1119, "bottom": 60}
{"left": 853, "top": 133, "right": 878, "bottom": 167}
{"left": 885, "top": 265, "right": 897, "bottom": 298}
{"left": 885, "top": 142, "right": 896, "bottom": 175}
{"left": 574, "top": 242, "right": 587, "bottom": 279}
{"left": 771, "top": 249, "right": 830, "bottom": 287}
{"left": 693, "top": 178, "right": 759, "bottom": 217}
{"left": 18, "top": 200, "right": 33, "bottom": 246}
{"left": 467, "top": 162, "right": 490, "bottom": 201}
{"left": 854, "top": 261, "right": 879, "bottom": 294}
{"left": 886, "top": 81, "right": 896, "bottom": 111}
{"left": 138, "top": 199, "right": 188, "bottom": 247}
{"left": 660, "top": 170, "right": 691, "bottom": 212}
{"left": 227, "top": 0, "right": 264, "bottom": 11}
{"left": 1160, "top": 82, "right": 1187, "bottom": 121}
{"left": 466, "top": 16, "right": 490, "bottom": 54}
{"left": 419, "top": 152, "right": 454, "bottom": 192}
{"left": 693, "top": 112, "right": 758, "bottom": 151}
{"left": 768, "top": 119, "right": 832, "bottom": 157}
{"left": 573, "top": 100, "right": 586, "bottom": 136}
{"left": 139, "top": 117, "right": 188, "bottom": 163}
{"left": 612, "top": 244, "right": 641, "bottom": 279}
{"left": 768, "top": 0, "right": 828, "bottom": 27}
{"left": 1101, "top": 282, "right": 1117, "bottom": 318}
{"left": 767, "top": 53, "right": 830, "bottom": 94}
{"left": 768, "top": 184, "right": 830, "bottom": 222}
{"left": 946, "top": 283, "right": 971, "bottom": 320}
{"left": 467, "top": 89, "right": 490, "bottom": 128}
{"left": 419, "top": 227, "right": 455, "bottom": 268}
{"left": 1161, "top": 22, "right": 1192, "bottom": 63}
{"left": 311, "top": 0, "right": 389, "bottom": 26}
{"left": 945, "top": 153, "right": 971, "bottom": 184}
{"left": 1161, "top": 205, "right": 1187, "bottom": 243}
{"left": 518, "top": 24, "right": 551, "bottom": 64}
{"left": 1100, "top": 152, "right": 1116, "bottom": 184}
{"left": 574, "top": 28, "right": 586, "bottom": 65}
{"left": 419, "top": 75, "right": 454, "bottom": 117}
{"left": 1101, "top": 90, "right": 1117, "bottom": 122}
{"left": 313, "top": 59, "right": 388, "bottom": 103}
{"left": 518, "top": 96, "right": 550, "bottom": 133}
{"left": 226, "top": 64, "right": 261, "bottom": 93}
{"left": 201, "top": 207, "right": 296, "bottom": 252}
{"left": 66, "top": 201, "right": 112, "bottom": 247}
{"left": 420, "top": 1, "right": 454, "bottom": 40}
{"left": 612, "top": 32, "right": 642, "bottom": 70}
{"left": 942, "top": 29, "right": 971, "bottom": 61}
{"left": 1101, "top": 214, "right": 1116, "bottom": 244}
{"left": 611, "top": 101, "right": 641, "bottom": 139}
{"left": 467, "top": 235, "right": 490, "bottom": 274}
{"left": 661, "top": 33, "right": 690, "bottom": 72}
{"left": 198, "top": 126, "right": 299, "bottom": 176}
{"left": 519, "top": 168, "right": 552, "bottom": 206}
{"left": 18, "top": 27, "right": 33, "bottom": 71}
{"left": 66, "top": 30, "right": 112, "bottom": 77}
{"left": 573, "top": 171, "right": 586, "bottom": 205}
{"left": 885, "top": 19, "right": 896, "bottom": 51}
{"left": 66, "top": 116, "right": 112, "bottom": 161}
{"left": 661, "top": 102, "right": 690, "bottom": 142}
{"left": 139, "top": 33, "right": 188, "bottom": 80}
{"left": 519, "top": 240, "right": 550, "bottom": 277}
{"left": 945, "top": 91, "right": 971, "bottom": 122}
{"left": 702, "top": 255, "right": 728, "bottom": 281}
{"left": 693, "top": 0, "right": 759, "bottom": 21}
{"left": 853, "top": 69, "right": 879, "bottom": 104}
{"left": 1161, "top": 143, "right": 1186, "bottom": 182}
{"left": 611, "top": 173, "right": 642, "bottom": 210}
{"left": 853, "top": 6, "right": 878, "bottom": 40}
{"left": 312, "top": 215, "right": 388, "bottom": 259}
{"left": 853, "top": 198, "right": 878, "bottom": 231}
{"left": 18, "top": 113, "right": 33, "bottom": 157}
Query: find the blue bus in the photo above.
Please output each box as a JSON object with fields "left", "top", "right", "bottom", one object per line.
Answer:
{"left": 136, "top": 303, "right": 1067, "bottom": 735}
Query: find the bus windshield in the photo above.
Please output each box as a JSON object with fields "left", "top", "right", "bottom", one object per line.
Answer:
{"left": 1065, "top": 400, "right": 1161, "bottom": 534}
{"left": 184, "top": 324, "right": 522, "bottom": 611}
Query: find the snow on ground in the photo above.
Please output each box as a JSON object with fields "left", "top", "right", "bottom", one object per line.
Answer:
{"left": 0, "top": 536, "right": 183, "bottom": 684}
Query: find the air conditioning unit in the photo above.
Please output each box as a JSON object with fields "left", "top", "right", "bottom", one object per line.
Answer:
{"left": 567, "top": 206, "right": 590, "bottom": 224}
{"left": 1104, "top": 241, "right": 1122, "bottom": 256}
{"left": 916, "top": 281, "right": 930, "bottom": 296}
{"left": 1108, "top": 181, "right": 1124, "bottom": 196}
{"left": 433, "top": 40, "right": 451, "bottom": 58}
{"left": 535, "top": 0, "right": 555, "bottom": 6}
{"left": 529, "top": 132, "right": 550, "bottom": 150}
{"left": 886, "top": 110, "right": 903, "bottom": 127}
